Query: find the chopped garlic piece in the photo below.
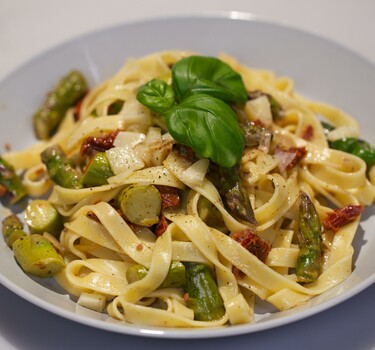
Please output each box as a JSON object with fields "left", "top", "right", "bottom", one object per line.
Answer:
{"left": 78, "top": 292, "right": 106, "bottom": 312}
{"left": 245, "top": 95, "right": 273, "bottom": 127}
{"left": 106, "top": 146, "right": 145, "bottom": 174}
{"left": 113, "top": 131, "right": 146, "bottom": 148}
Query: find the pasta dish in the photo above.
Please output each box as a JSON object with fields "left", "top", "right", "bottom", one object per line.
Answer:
{"left": 1, "top": 51, "right": 374, "bottom": 328}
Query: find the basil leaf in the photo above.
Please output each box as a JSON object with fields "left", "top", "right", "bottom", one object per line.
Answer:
{"left": 172, "top": 56, "right": 248, "bottom": 104}
{"left": 166, "top": 94, "right": 245, "bottom": 168}
{"left": 136, "top": 79, "right": 175, "bottom": 114}
{"left": 329, "top": 137, "right": 375, "bottom": 167}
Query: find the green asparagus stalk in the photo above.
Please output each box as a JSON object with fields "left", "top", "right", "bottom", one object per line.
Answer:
{"left": 12, "top": 234, "right": 65, "bottom": 277}
{"left": 208, "top": 164, "right": 257, "bottom": 226}
{"left": 329, "top": 138, "right": 375, "bottom": 168}
{"left": 2, "top": 214, "right": 27, "bottom": 247}
{"left": 33, "top": 70, "right": 88, "bottom": 140}
{"left": 184, "top": 263, "right": 225, "bottom": 321}
{"left": 320, "top": 121, "right": 335, "bottom": 136}
{"left": 41, "top": 145, "right": 83, "bottom": 189}
{"left": 295, "top": 192, "right": 322, "bottom": 283}
{"left": 81, "top": 152, "right": 114, "bottom": 186}
{"left": 0, "top": 156, "right": 27, "bottom": 204}
{"left": 25, "top": 199, "right": 63, "bottom": 237}
{"left": 116, "top": 185, "right": 162, "bottom": 227}
{"left": 126, "top": 261, "right": 186, "bottom": 289}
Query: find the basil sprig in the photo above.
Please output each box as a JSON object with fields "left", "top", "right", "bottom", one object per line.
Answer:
{"left": 136, "top": 79, "right": 175, "bottom": 114}
{"left": 167, "top": 94, "right": 245, "bottom": 168}
{"left": 172, "top": 56, "right": 248, "bottom": 104}
{"left": 136, "top": 55, "right": 247, "bottom": 168}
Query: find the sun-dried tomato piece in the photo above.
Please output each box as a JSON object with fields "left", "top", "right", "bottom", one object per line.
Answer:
{"left": 323, "top": 204, "right": 364, "bottom": 232}
{"left": 230, "top": 228, "right": 270, "bottom": 262}
{"left": 275, "top": 146, "right": 307, "bottom": 171}
{"left": 154, "top": 214, "right": 169, "bottom": 236}
{"left": 0, "top": 184, "right": 7, "bottom": 198}
{"left": 80, "top": 130, "right": 119, "bottom": 157}
{"left": 302, "top": 124, "right": 314, "bottom": 141}
{"left": 156, "top": 185, "right": 180, "bottom": 209}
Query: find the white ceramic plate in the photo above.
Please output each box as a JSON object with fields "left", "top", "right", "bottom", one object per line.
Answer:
{"left": 0, "top": 13, "right": 374, "bottom": 339}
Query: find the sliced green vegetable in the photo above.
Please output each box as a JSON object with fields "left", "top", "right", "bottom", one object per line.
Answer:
{"left": 126, "top": 261, "right": 186, "bottom": 288}
{"left": 0, "top": 156, "right": 27, "bottom": 204}
{"left": 208, "top": 164, "right": 257, "bottom": 225}
{"left": 25, "top": 199, "right": 63, "bottom": 237}
{"left": 320, "top": 121, "right": 335, "bottom": 135}
{"left": 184, "top": 263, "right": 225, "bottom": 321}
{"left": 41, "top": 145, "right": 83, "bottom": 189}
{"left": 12, "top": 234, "right": 65, "bottom": 277}
{"left": 117, "top": 185, "right": 162, "bottom": 227}
{"left": 167, "top": 94, "right": 245, "bottom": 168}
{"left": 136, "top": 79, "right": 175, "bottom": 114}
{"left": 329, "top": 137, "right": 375, "bottom": 168}
{"left": 81, "top": 152, "right": 114, "bottom": 186}
{"left": 2, "top": 214, "right": 27, "bottom": 247}
{"left": 172, "top": 56, "right": 248, "bottom": 104}
{"left": 295, "top": 192, "right": 322, "bottom": 283}
{"left": 33, "top": 70, "right": 88, "bottom": 139}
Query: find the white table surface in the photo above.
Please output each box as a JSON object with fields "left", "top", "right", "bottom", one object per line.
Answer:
{"left": 1, "top": 0, "right": 375, "bottom": 349}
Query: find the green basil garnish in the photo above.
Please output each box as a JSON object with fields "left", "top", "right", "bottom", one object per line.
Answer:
{"left": 172, "top": 56, "right": 248, "bottom": 104}
{"left": 136, "top": 79, "right": 176, "bottom": 114}
{"left": 166, "top": 94, "right": 245, "bottom": 168}
{"left": 136, "top": 55, "right": 248, "bottom": 168}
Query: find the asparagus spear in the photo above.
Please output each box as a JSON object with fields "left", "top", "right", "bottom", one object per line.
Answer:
{"left": 126, "top": 261, "right": 186, "bottom": 289}
{"left": 41, "top": 145, "right": 83, "bottom": 189}
{"left": 0, "top": 156, "right": 27, "bottom": 204}
{"left": 33, "top": 70, "right": 88, "bottom": 140}
{"left": 295, "top": 192, "right": 322, "bottom": 283}
{"left": 184, "top": 263, "right": 225, "bottom": 321}
{"left": 116, "top": 185, "right": 162, "bottom": 227}
{"left": 320, "top": 121, "right": 335, "bottom": 136}
{"left": 81, "top": 152, "right": 114, "bottom": 186}
{"left": 12, "top": 234, "right": 65, "bottom": 277}
{"left": 208, "top": 164, "right": 257, "bottom": 225}
{"left": 329, "top": 138, "right": 375, "bottom": 168}
{"left": 2, "top": 214, "right": 27, "bottom": 247}
{"left": 25, "top": 199, "right": 63, "bottom": 237}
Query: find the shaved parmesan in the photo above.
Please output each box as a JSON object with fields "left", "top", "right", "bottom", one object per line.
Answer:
{"left": 106, "top": 146, "right": 145, "bottom": 175}
{"left": 245, "top": 95, "right": 273, "bottom": 127}
{"left": 113, "top": 131, "right": 145, "bottom": 148}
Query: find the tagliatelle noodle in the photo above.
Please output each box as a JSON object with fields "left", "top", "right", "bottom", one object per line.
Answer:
{"left": 3, "top": 50, "right": 375, "bottom": 328}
